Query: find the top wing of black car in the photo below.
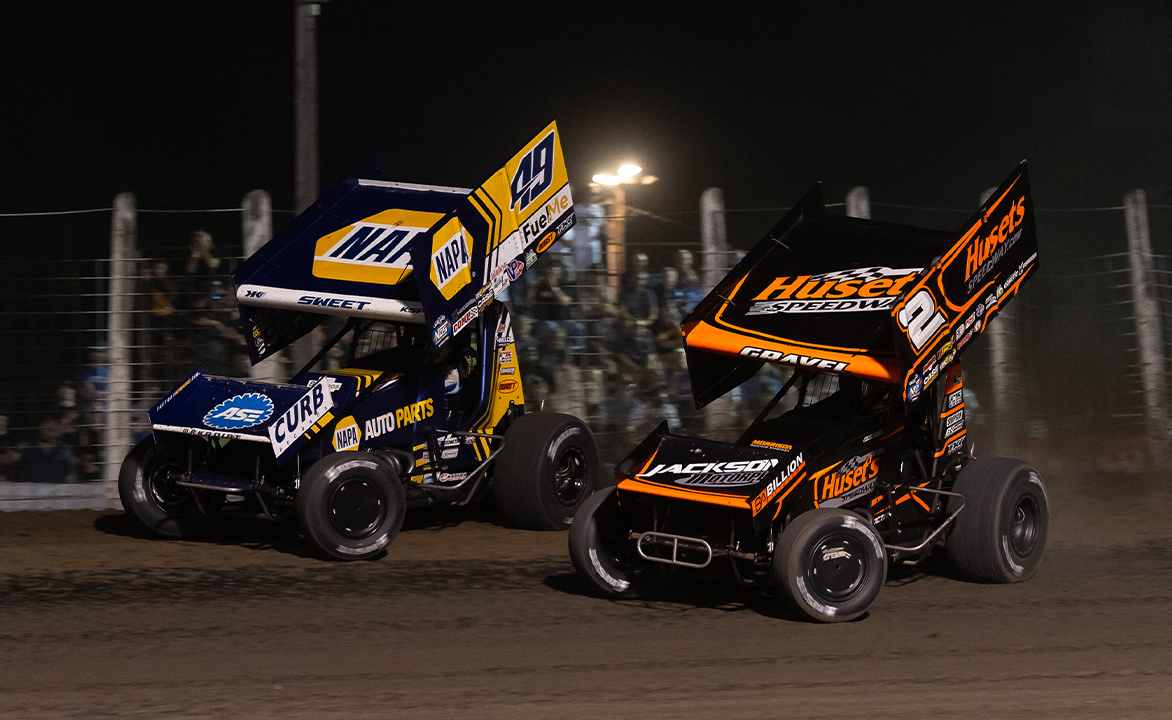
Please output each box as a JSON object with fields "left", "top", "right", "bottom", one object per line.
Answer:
{"left": 682, "top": 162, "right": 1037, "bottom": 408}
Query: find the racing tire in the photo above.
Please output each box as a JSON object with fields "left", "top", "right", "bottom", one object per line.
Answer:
{"left": 493, "top": 412, "right": 602, "bottom": 531}
{"left": 118, "top": 435, "right": 207, "bottom": 539}
{"left": 297, "top": 452, "right": 406, "bottom": 561}
{"left": 773, "top": 509, "right": 887, "bottom": 623}
{"left": 569, "top": 487, "right": 645, "bottom": 598}
{"left": 946, "top": 457, "right": 1048, "bottom": 583}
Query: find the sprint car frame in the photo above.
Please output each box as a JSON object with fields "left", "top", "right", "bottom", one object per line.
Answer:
{"left": 121, "top": 123, "right": 604, "bottom": 560}
{"left": 570, "top": 163, "right": 1049, "bottom": 621}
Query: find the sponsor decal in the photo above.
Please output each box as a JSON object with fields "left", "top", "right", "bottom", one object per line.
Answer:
{"left": 391, "top": 399, "right": 434, "bottom": 429}
{"left": 945, "top": 408, "right": 965, "bottom": 436}
{"left": 945, "top": 436, "right": 966, "bottom": 455}
{"left": 947, "top": 389, "right": 963, "bottom": 409}
{"left": 332, "top": 416, "right": 361, "bottom": 451}
{"left": 965, "top": 195, "right": 1027, "bottom": 284}
{"left": 430, "top": 218, "right": 472, "bottom": 300}
{"left": 441, "top": 447, "right": 459, "bottom": 460}
{"left": 243, "top": 289, "right": 265, "bottom": 298}
{"left": 510, "top": 129, "right": 556, "bottom": 212}
{"left": 525, "top": 249, "right": 538, "bottom": 267}
{"left": 498, "top": 379, "right": 518, "bottom": 394}
{"left": 364, "top": 411, "right": 396, "bottom": 440}
{"left": 907, "top": 373, "right": 923, "bottom": 403}
{"left": 297, "top": 294, "right": 373, "bottom": 311}
{"left": 863, "top": 431, "right": 882, "bottom": 443}
{"left": 975, "top": 302, "right": 985, "bottom": 318}
{"left": 498, "top": 348, "right": 513, "bottom": 364}
{"left": 751, "top": 453, "right": 805, "bottom": 514}
{"left": 965, "top": 314, "right": 976, "bottom": 330}
{"left": 960, "top": 330, "right": 974, "bottom": 348}
{"left": 739, "top": 346, "right": 848, "bottom": 373}
{"left": 954, "top": 325, "right": 965, "bottom": 342}
{"left": 816, "top": 452, "right": 880, "bottom": 508}
{"left": 506, "top": 258, "right": 525, "bottom": 282}
{"left": 499, "top": 366, "right": 516, "bottom": 376}
{"left": 312, "top": 208, "right": 438, "bottom": 284}
{"left": 750, "top": 439, "right": 792, "bottom": 451}
{"left": 495, "top": 316, "right": 514, "bottom": 345}
{"left": 432, "top": 315, "right": 450, "bottom": 347}
{"left": 203, "top": 393, "right": 274, "bottom": 430}
{"left": 639, "top": 458, "right": 779, "bottom": 487}
{"left": 154, "top": 370, "right": 201, "bottom": 413}
{"left": 438, "top": 472, "right": 469, "bottom": 483}
{"left": 523, "top": 186, "right": 573, "bottom": 248}
{"left": 452, "top": 307, "right": 478, "bottom": 336}
{"left": 310, "top": 376, "right": 344, "bottom": 395}
{"left": 747, "top": 266, "right": 921, "bottom": 315}
{"left": 269, "top": 383, "right": 333, "bottom": 456}
{"left": 940, "top": 339, "right": 956, "bottom": 366}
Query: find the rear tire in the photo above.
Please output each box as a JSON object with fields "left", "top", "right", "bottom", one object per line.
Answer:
{"left": 494, "top": 412, "right": 601, "bottom": 530}
{"left": 773, "top": 509, "right": 887, "bottom": 622}
{"left": 569, "top": 487, "right": 645, "bottom": 598}
{"left": 297, "top": 452, "right": 405, "bottom": 561}
{"left": 119, "top": 436, "right": 206, "bottom": 539}
{"left": 947, "top": 457, "right": 1048, "bottom": 583}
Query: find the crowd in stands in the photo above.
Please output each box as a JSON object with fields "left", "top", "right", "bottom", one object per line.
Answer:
{"left": 0, "top": 229, "right": 779, "bottom": 482}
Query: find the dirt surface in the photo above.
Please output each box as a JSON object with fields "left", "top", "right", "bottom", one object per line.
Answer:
{"left": 2, "top": 477, "right": 1171, "bottom": 719}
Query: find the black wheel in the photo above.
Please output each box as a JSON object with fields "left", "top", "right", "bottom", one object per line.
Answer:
{"left": 493, "top": 412, "right": 602, "bottom": 530}
{"left": 947, "top": 457, "right": 1048, "bottom": 583}
{"left": 569, "top": 487, "right": 646, "bottom": 598}
{"left": 773, "top": 509, "right": 887, "bottom": 623}
{"left": 119, "top": 435, "right": 207, "bottom": 539}
{"left": 297, "top": 452, "right": 406, "bottom": 561}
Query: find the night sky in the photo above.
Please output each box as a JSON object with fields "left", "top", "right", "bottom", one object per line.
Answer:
{"left": 2, "top": 2, "right": 1170, "bottom": 256}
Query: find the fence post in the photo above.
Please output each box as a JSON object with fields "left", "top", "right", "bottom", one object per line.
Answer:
{"left": 1124, "top": 189, "right": 1169, "bottom": 465}
{"left": 242, "top": 190, "right": 282, "bottom": 382}
{"left": 700, "top": 188, "right": 728, "bottom": 290}
{"left": 699, "top": 188, "right": 731, "bottom": 437}
{"left": 846, "top": 186, "right": 870, "bottom": 219}
{"left": 980, "top": 187, "right": 1016, "bottom": 454}
{"left": 104, "top": 192, "right": 136, "bottom": 507}
{"left": 603, "top": 187, "right": 627, "bottom": 297}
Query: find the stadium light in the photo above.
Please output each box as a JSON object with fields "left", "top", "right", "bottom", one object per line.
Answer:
{"left": 591, "top": 163, "right": 656, "bottom": 188}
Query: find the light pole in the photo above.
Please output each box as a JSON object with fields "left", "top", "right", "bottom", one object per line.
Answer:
{"left": 591, "top": 165, "right": 657, "bottom": 296}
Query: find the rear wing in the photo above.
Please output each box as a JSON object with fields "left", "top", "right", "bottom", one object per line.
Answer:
{"left": 681, "top": 162, "right": 1037, "bottom": 408}
{"left": 891, "top": 162, "right": 1037, "bottom": 405}
{"left": 410, "top": 120, "right": 575, "bottom": 348}
{"left": 231, "top": 122, "right": 575, "bottom": 363}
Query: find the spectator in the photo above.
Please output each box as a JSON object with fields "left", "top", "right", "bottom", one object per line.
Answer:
{"left": 620, "top": 271, "right": 658, "bottom": 327}
{"left": 148, "top": 261, "right": 176, "bottom": 380}
{"left": 182, "top": 230, "right": 222, "bottom": 305}
{"left": 77, "top": 347, "right": 108, "bottom": 414}
{"left": 674, "top": 248, "right": 706, "bottom": 309}
{"left": 528, "top": 259, "right": 574, "bottom": 324}
{"left": 17, "top": 419, "right": 76, "bottom": 483}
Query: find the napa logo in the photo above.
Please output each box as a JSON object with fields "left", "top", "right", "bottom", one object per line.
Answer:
{"left": 332, "top": 416, "right": 361, "bottom": 452}
{"left": 203, "top": 393, "right": 274, "bottom": 430}
{"left": 312, "top": 208, "right": 443, "bottom": 285}
{"left": 429, "top": 217, "right": 472, "bottom": 300}
{"left": 509, "top": 130, "right": 555, "bottom": 212}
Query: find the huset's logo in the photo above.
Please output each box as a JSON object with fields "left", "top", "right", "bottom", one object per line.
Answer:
{"left": 816, "top": 452, "right": 879, "bottom": 508}
{"left": 510, "top": 131, "right": 555, "bottom": 212}
{"left": 966, "top": 196, "right": 1026, "bottom": 282}
{"left": 747, "top": 266, "right": 921, "bottom": 315}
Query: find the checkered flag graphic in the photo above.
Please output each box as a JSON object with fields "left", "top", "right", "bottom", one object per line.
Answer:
{"left": 807, "top": 266, "right": 922, "bottom": 283}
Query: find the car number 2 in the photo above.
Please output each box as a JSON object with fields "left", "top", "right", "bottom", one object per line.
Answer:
{"left": 897, "top": 289, "right": 946, "bottom": 351}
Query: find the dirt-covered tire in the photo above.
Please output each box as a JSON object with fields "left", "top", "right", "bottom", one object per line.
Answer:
{"left": 493, "top": 412, "right": 602, "bottom": 531}
{"left": 296, "top": 452, "right": 405, "bottom": 561}
{"left": 773, "top": 509, "right": 888, "bottom": 623}
{"left": 569, "top": 487, "right": 646, "bottom": 598}
{"left": 947, "top": 457, "right": 1048, "bottom": 583}
{"left": 119, "top": 435, "right": 207, "bottom": 539}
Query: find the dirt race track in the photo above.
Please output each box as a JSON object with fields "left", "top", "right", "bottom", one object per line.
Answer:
{"left": 2, "top": 476, "right": 1171, "bottom": 719}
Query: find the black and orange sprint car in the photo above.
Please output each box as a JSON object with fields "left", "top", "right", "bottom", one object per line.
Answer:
{"left": 570, "top": 163, "right": 1049, "bottom": 622}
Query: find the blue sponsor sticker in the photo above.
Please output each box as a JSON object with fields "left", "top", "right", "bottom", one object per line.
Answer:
{"left": 907, "top": 373, "right": 923, "bottom": 403}
{"left": 203, "top": 393, "right": 274, "bottom": 430}
{"left": 506, "top": 258, "right": 525, "bottom": 282}
{"left": 432, "top": 314, "right": 450, "bottom": 347}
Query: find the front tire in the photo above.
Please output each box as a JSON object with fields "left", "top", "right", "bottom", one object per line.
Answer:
{"left": 773, "top": 509, "right": 887, "bottom": 623}
{"left": 494, "top": 412, "right": 601, "bottom": 530}
{"left": 947, "top": 457, "right": 1048, "bottom": 583}
{"left": 569, "top": 487, "right": 645, "bottom": 598}
{"left": 118, "top": 435, "right": 205, "bottom": 539}
{"left": 297, "top": 452, "right": 406, "bottom": 561}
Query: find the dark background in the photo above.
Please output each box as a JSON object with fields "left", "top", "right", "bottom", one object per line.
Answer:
{"left": 2, "top": 1, "right": 1170, "bottom": 258}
